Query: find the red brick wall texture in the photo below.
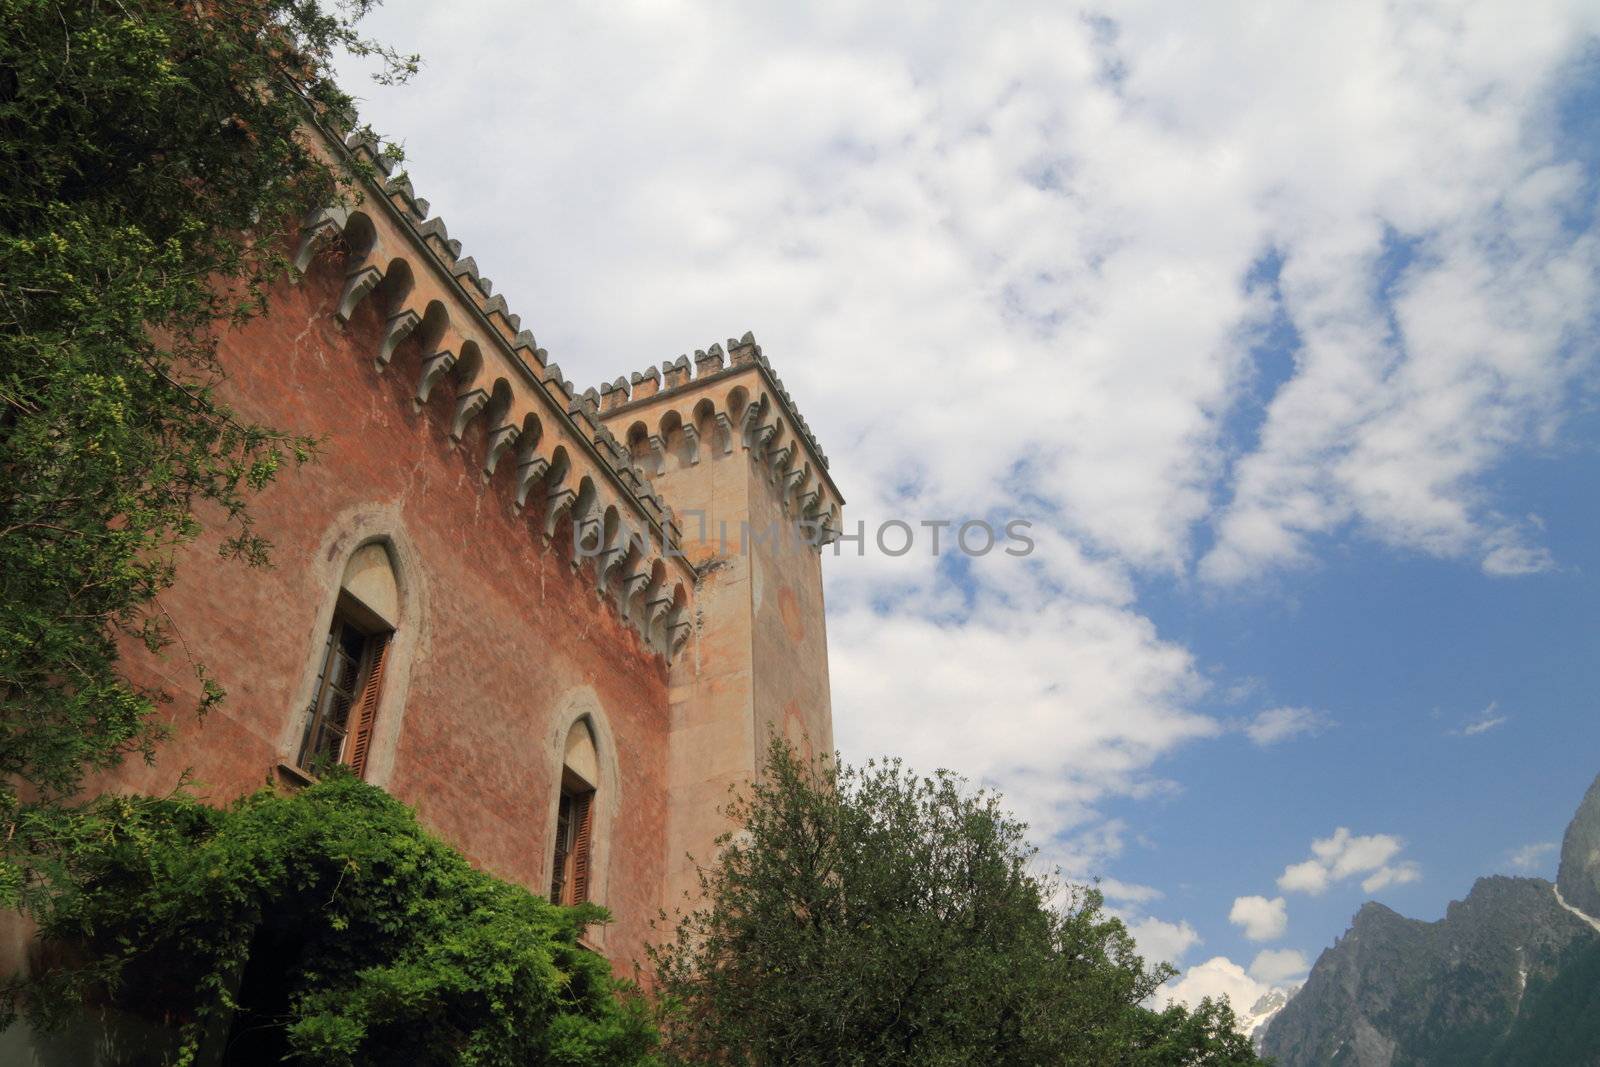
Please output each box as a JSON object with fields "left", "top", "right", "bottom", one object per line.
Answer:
{"left": 98, "top": 254, "right": 672, "bottom": 972}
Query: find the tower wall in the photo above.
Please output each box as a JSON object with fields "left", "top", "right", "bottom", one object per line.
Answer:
{"left": 598, "top": 343, "right": 843, "bottom": 911}
{"left": 745, "top": 449, "right": 834, "bottom": 768}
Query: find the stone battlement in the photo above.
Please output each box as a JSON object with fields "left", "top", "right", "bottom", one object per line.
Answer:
{"left": 588, "top": 332, "right": 831, "bottom": 473}
{"left": 582, "top": 335, "right": 845, "bottom": 541}
{"left": 319, "top": 119, "right": 842, "bottom": 554}
{"left": 290, "top": 124, "right": 717, "bottom": 658}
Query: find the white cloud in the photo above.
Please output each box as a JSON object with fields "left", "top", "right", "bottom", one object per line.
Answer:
{"left": 337, "top": 1, "right": 1600, "bottom": 590}
{"left": 1249, "top": 948, "right": 1311, "bottom": 985}
{"left": 829, "top": 597, "right": 1216, "bottom": 856}
{"left": 1508, "top": 841, "right": 1559, "bottom": 870}
{"left": 1161, "top": 955, "right": 1306, "bottom": 1038}
{"left": 1277, "top": 828, "right": 1420, "bottom": 896}
{"left": 1482, "top": 527, "right": 1558, "bottom": 577}
{"left": 1361, "top": 861, "right": 1423, "bottom": 893}
{"left": 1454, "top": 701, "right": 1511, "bottom": 736}
{"left": 1098, "top": 878, "right": 1166, "bottom": 905}
{"left": 1277, "top": 860, "right": 1331, "bottom": 895}
{"left": 335, "top": 0, "right": 1600, "bottom": 884}
{"left": 1244, "top": 706, "right": 1330, "bottom": 746}
{"left": 1128, "top": 916, "right": 1203, "bottom": 969}
{"left": 1160, "top": 956, "right": 1272, "bottom": 1014}
{"left": 1229, "top": 895, "right": 1289, "bottom": 941}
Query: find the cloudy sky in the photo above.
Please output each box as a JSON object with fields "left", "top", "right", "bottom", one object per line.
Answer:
{"left": 339, "top": 0, "right": 1600, "bottom": 1008}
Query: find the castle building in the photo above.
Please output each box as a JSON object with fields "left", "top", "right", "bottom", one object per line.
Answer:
{"left": 85, "top": 127, "right": 845, "bottom": 973}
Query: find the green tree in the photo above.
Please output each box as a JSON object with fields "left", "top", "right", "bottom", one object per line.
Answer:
{"left": 0, "top": 0, "right": 414, "bottom": 910}
{"left": 649, "top": 742, "right": 1264, "bottom": 1066}
{"left": 8, "top": 771, "right": 659, "bottom": 1065}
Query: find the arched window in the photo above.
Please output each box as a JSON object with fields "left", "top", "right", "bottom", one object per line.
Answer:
{"left": 550, "top": 720, "right": 599, "bottom": 905}
{"left": 296, "top": 542, "right": 399, "bottom": 777}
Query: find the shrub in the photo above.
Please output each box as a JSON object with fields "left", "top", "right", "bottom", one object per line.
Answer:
{"left": 9, "top": 772, "right": 658, "bottom": 1066}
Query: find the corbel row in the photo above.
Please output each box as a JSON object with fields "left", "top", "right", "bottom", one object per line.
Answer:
{"left": 588, "top": 332, "right": 830, "bottom": 477}
{"left": 736, "top": 396, "right": 840, "bottom": 544}
{"left": 290, "top": 204, "right": 695, "bottom": 658}
{"left": 610, "top": 390, "right": 839, "bottom": 548}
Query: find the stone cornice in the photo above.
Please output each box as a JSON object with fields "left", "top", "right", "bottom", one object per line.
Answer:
{"left": 314, "top": 118, "right": 695, "bottom": 584}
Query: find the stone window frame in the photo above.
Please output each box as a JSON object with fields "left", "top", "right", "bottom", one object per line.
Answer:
{"left": 279, "top": 510, "right": 427, "bottom": 789}
{"left": 541, "top": 691, "right": 621, "bottom": 946}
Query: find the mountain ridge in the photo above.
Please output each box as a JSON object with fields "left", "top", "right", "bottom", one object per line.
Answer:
{"left": 1259, "top": 772, "right": 1600, "bottom": 1067}
{"left": 1558, "top": 772, "right": 1600, "bottom": 919}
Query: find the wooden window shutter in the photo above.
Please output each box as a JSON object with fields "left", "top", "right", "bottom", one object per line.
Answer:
{"left": 571, "top": 791, "right": 594, "bottom": 903}
{"left": 345, "top": 633, "right": 391, "bottom": 779}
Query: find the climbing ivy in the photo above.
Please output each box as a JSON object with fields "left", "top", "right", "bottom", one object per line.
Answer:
{"left": 0, "top": 0, "right": 413, "bottom": 909}
{"left": 8, "top": 772, "right": 659, "bottom": 1066}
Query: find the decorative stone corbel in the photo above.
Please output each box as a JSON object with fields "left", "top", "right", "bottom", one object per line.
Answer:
{"left": 681, "top": 424, "right": 701, "bottom": 465}
{"left": 415, "top": 349, "right": 457, "bottom": 406}
{"left": 715, "top": 412, "right": 735, "bottom": 455}
{"left": 738, "top": 404, "right": 761, "bottom": 449}
{"left": 644, "top": 588, "right": 674, "bottom": 629}
{"left": 291, "top": 206, "right": 350, "bottom": 276}
{"left": 450, "top": 387, "right": 489, "bottom": 441}
{"left": 483, "top": 423, "right": 520, "bottom": 477}
{"left": 544, "top": 485, "right": 577, "bottom": 540}
{"left": 670, "top": 617, "right": 693, "bottom": 656}
{"left": 336, "top": 264, "right": 383, "bottom": 324}
{"left": 514, "top": 454, "right": 550, "bottom": 508}
{"left": 376, "top": 308, "right": 420, "bottom": 370}
{"left": 767, "top": 443, "right": 793, "bottom": 476}
{"left": 573, "top": 504, "right": 603, "bottom": 557}
{"left": 593, "top": 537, "right": 626, "bottom": 595}
{"left": 647, "top": 434, "right": 667, "bottom": 476}
{"left": 618, "top": 562, "right": 652, "bottom": 606}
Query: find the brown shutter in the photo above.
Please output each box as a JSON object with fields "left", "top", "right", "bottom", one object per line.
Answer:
{"left": 345, "top": 633, "right": 391, "bottom": 779}
{"left": 571, "top": 791, "right": 594, "bottom": 903}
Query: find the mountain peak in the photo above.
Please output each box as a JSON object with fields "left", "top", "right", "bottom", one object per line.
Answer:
{"left": 1557, "top": 772, "right": 1600, "bottom": 919}
{"left": 1261, "top": 774, "right": 1600, "bottom": 1067}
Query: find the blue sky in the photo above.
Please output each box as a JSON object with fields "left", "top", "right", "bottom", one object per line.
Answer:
{"left": 338, "top": 1, "right": 1600, "bottom": 1007}
{"left": 1117, "top": 456, "right": 1600, "bottom": 974}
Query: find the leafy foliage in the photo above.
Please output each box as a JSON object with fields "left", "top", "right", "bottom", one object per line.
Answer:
{"left": 8, "top": 772, "right": 659, "bottom": 1066}
{"left": 0, "top": 0, "right": 413, "bottom": 909}
{"left": 649, "top": 741, "right": 1263, "bottom": 1066}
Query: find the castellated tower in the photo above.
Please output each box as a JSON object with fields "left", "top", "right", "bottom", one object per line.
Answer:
{"left": 589, "top": 335, "right": 845, "bottom": 908}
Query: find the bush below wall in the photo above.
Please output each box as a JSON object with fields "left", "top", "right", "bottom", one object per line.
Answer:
{"left": 2, "top": 773, "right": 658, "bottom": 1067}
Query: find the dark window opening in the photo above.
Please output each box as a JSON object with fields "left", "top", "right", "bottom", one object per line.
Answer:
{"left": 550, "top": 781, "right": 594, "bottom": 905}
{"left": 298, "top": 607, "right": 390, "bottom": 776}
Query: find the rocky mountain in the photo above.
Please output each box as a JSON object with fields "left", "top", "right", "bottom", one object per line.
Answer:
{"left": 1260, "top": 773, "right": 1600, "bottom": 1067}
{"left": 1239, "top": 986, "right": 1296, "bottom": 1049}
{"left": 1558, "top": 772, "right": 1600, "bottom": 920}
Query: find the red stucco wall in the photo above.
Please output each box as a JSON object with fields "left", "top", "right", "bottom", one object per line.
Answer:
{"left": 97, "top": 253, "right": 672, "bottom": 971}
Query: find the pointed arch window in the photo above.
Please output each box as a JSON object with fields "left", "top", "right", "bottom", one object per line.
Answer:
{"left": 550, "top": 721, "right": 599, "bottom": 905}
{"left": 297, "top": 543, "right": 399, "bottom": 777}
